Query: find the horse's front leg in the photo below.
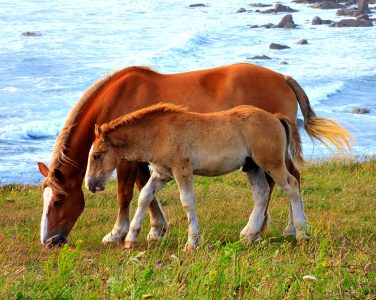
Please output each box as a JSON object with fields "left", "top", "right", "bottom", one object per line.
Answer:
{"left": 241, "top": 167, "right": 270, "bottom": 243}
{"left": 136, "top": 163, "right": 169, "bottom": 241}
{"left": 102, "top": 160, "right": 138, "bottom": 244}
{"left": 125, "top": 172, "right": 170, "bottom": 248}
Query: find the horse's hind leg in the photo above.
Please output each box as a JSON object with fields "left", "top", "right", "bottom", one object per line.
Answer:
{"left": 241, "top": 166, "right": 271, "bottom": 243}
{"left": 102, "top": 160, "right": 138, "bottom": 244}
{"left": 125, "top": 171, "right": 170, "bottom": 248}
{"left": 136, "top": 163, "right": 169, "bottom": 241}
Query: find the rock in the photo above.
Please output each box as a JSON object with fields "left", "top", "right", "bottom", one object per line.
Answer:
{"left": 249, "top": 3, "right": 272, "bottom": 8}
{"left": 357, "top": 14, "right": 370, "bottom": 20}
{"left": 248, "top": 55, "right": 272, "bottom": 60}
{"left": 260, "top": 4, "right": 297, "bottom": 13}
{"left": 21, "top": 31, "right": 41, "bottom": 37}
{"left": 358, "top": 0, "right": 371, "bottom": 14}
{"left": 189, "top": 3, "right": 207, "bottom": 8}
{"left": 237, "top": 8, "right": 247, "bottom": 13}
{"left": 312, "top": 1, "right": 346, "bottom": 9}
{"left": 335, "top": 18, "right": 373, "bottom": 27}
{"left": 280, "top": 61, "right": 289, "bottom": 65}
{"left": 269, "top": 43, "right": 290, "bottom": 50}
{"left": 277, "top": 14, "right": 296, "bottom": 28}
{"left": 312, "top": 16, "right": 322, "bottom": 25}
{"left": 297, "top": 39, "right": 308, "bottom": 44}
{"left": 274, "top": 4, "right": 298, "bottom": 12}
{"left": 336, "top": 8, "right": 357, "bottom": 16}
{"left": 352, "top": 108, "right": 370, "bottom": 114}
{"left": 262, "top": 23, "right": 276, "bottom": 28}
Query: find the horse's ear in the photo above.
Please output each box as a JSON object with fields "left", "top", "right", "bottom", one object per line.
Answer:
{"left": 53, "top": 169, "right": 65, "bottom": 184}
{"left": 94, "top": 124, "right": 102, "bottom": 138}
{"left": 38, "top": 162, "right": 49, "bottom": 177}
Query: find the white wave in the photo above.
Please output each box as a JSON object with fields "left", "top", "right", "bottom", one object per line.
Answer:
{"left": 21, "top": 121, "right": 61, "bottom": 139}
{"left": 305, "top": 81, "right": 345, "bottom": 107}
{"left": 0, "top": 87, "right": 19, "bottom": 93}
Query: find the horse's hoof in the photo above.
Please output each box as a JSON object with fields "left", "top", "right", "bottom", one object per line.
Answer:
{"left": 123, "top": 241, "right": 137, "bottom": 249}
{"left": 283, "top": 226, "right": 296, "bottom": 237}
{"left": 102, "top": 232, "right": 125, "bottom": 244}
{"left": 183, "top": 242, "right": 197, "bottom": 252}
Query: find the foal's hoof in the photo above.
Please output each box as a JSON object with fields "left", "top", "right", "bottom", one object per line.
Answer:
{"left": 296, "top": 224, "right": 310, "bottom": 241}
{"left": 183, "top": 242, "right": 198, "bottom": 253}
{"left": 241, "top": 233, "right": 262, "bottom": 245}
{"left": 146, "top": 226, "right": 168, "bottom": 241}
{"left": 102, "top": 232, "right": 125, "bottom": 244}
{"left": 283, "top": 226, "right": 296, "bottom": 237}
{"left": 123, "top": 241, "right": 137, "bottom": 249}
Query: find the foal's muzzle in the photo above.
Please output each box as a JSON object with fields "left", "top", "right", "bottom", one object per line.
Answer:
{"left": 87, "top": 177, "right": 105, "bottom": 193}
{"left": 44, "top": 234, "right": 67, "bottom": 247}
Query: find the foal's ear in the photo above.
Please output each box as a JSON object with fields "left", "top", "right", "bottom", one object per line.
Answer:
{"left": 94, "top": 124, "right": 102, "bottom": 138}
{"left": 38, "top": 162, "right": 49, "bottom": 177}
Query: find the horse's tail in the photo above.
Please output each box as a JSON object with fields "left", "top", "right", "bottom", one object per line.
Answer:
{"left": 276, "top": 115, "right": 304, "bottom": 165}
{"left": 284, "top": 75, "right": 353, "bottom": 155}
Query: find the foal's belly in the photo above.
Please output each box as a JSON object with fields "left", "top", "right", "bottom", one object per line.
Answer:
{"left": 192, "top": 151, "right": 248, "bottom": 176}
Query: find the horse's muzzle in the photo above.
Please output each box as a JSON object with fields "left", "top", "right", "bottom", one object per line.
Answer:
{"left": 87, "top": 177, "right": 105, "bottom": 193}
{"left": 44, "top": 234, "right": 67, "bottom": 247}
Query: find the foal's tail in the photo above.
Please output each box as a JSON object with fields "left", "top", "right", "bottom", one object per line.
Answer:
{"left": 284, "top": 76, "right": 353, "bottom": 155}
{"left": 277, "top": 116, "right": 304, "bottom": 165}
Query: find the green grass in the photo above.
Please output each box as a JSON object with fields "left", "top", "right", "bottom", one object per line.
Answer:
{"left": 0, "top": 158, "right": 375, "bottom": 299}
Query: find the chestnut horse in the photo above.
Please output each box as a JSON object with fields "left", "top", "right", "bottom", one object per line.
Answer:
{"left": 85, "top": 103, "right": 308, "bottom": 250}
{"left": 37, "top": 63, "right": 351, "bottom": 246}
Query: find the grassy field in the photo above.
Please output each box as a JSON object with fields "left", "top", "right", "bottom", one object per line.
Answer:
{"left": 0, "top": 158, "right": 375, "bottom": 299}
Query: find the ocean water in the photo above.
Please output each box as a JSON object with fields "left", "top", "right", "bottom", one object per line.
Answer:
{"left": 0, "top": 0, "right": 375, "bottom": 184}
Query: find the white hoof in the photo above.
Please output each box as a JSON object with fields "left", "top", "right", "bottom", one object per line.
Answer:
{"left": 283, "top": 225, "right": 296, "bottom": 237}
{"left": 184, "top": 242, "right": 198, "bottom": 252}
{"left": 296, "top": 224, "right": 310, "bottom": 241}
{"left": 102, "top": 232, "right": 126, "bottom": 244}
{"left": 146, "top": 226, "right": 168, "bottom": 241}
{"left": 241, "top": 233, "right": 262, "bottom": 245}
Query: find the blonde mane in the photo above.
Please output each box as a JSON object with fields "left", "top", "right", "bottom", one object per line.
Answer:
{"left": 49, "top": 66, "right": 157, "bottom": 172}
{"left": 101, "top": 103, "right": 187, "bottom": 134}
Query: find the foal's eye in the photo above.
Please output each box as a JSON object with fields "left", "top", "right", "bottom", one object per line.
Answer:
{"left": 54, "top": 199, "right": 63, "bottom": 207}
{"left": 93, "top": 154, "right": 101, "bottom": 160}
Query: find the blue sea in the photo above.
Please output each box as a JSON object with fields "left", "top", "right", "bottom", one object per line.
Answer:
{"left": 0, "top": 0, "right": 375, "bottom": 184}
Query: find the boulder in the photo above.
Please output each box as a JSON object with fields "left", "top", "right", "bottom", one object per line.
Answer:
{"left": 248, "top": 55, "right": 272, "bottom": 60}
{"left": 335, "top": 18, "right": 373, "bottom": 26}
{"left": 280, "top": 61, "right": 289, "bottom": 65}
{"left": 260, "top": 4, "right": 297, "bottom": 13}
{"left": 237, "top": 8, "right": 247, "bottom": 13}
{"left": 277, "top": 14, "right": 296, "bottom": 28}
{"left": 357, "top": 14, "right": 370, "bottom": 20}
{"left": 336, "top": 8, "right": 357, "bottom": 16}
{"left": 297, "top": 39, "right": 308, "bottom": 44}
{"left": 312, "top": 1, "right": 346, "bottom": 9}
{"left": 269, "top": 43, "right": 290, "bottom": 50}
{"left": 352, "top": 108, "right": 370, "bottom": 114}
{"left": 249, "top": 3, "right": 272, "bottom": 8}
{"left": 189, "top": 3, "right": 207, "bottom": 8}
{"left": 21, "top": 31, "right": 41, "bottom": 37}
{"left": 312, "top": 16, "right": 323, "bottom": 24}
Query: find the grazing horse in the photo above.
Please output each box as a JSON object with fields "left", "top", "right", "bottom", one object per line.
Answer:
{"left": 37, "top": 63, "right": 351, "bottom": 247}
{"left": 85, "top": 103, "right": 308, "bottom": 250}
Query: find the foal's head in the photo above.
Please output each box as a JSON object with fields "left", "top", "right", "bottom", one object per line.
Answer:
{"left": 85, "top": 124, "right": 119, "bottom": 193}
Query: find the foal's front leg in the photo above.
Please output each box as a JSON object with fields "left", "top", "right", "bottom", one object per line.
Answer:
{"left": 124, "top": 172, "right": 170, "bottom": 248}
{"left": 173, "top": 169, "right": 200, "bottom": 252}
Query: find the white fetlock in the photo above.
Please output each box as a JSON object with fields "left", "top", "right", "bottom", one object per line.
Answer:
{"left": 146, "top": 226, "right": 168, "bottom": 241}
{"left": 102, "top": 231, "right": 126, "bottom": 244}
{"left": 183, "top": 241, "right": 198, "bottom": 252}
{"left": 283, "top": 225, "right": 297, "bottom": 237}
{"left": 295, "top": 224, "right": 310, "bottom": 241}
{"left": 241, "top": 233, "right": 262, "bottom": 245}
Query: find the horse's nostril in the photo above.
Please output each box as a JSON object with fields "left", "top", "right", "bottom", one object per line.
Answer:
{"left": 46, "top": 234, "right": 67, "bottom": 247}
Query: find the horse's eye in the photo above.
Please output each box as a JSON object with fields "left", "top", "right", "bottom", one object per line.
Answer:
{"left": 93, "top": 153, "right": 101, "bottom": 160}
{"left": 54, "top": 199, "right": 63, "bottom": 207}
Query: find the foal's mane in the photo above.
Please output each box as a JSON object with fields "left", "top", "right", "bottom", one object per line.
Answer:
{"left": 49, "top": 66, "right": 157, "bottom": 172}
{"left": 101, "top": 103, "right": 187, "bottom": 134}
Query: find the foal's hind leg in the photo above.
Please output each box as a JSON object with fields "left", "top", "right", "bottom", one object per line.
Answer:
{"left": 241, "top": 167, "right": 270, "bottom": 243}
{"left": 271, "top": 166, "right": 309, "bottom": 241}
{"left": 136, "top": 163, "right": 169, "bottom": 241}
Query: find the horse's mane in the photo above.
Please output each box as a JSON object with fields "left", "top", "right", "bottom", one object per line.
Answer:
{"left": 101, "top": 103, "right": 187, "bottom": 134}
{"left": 49, "top": 66, "right": 157, "bottom": 172}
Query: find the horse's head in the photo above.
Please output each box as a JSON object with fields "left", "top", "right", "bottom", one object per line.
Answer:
{"left": 85, "top": 124, "right": 119, "bottom": 193}
{"left": 38, "top": 162, "right": 85, "bottom": 247}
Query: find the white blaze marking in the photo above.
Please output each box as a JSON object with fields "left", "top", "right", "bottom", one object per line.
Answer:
{"left": 41, "top": 187, "right": 53, "bottom": 244}
{"left": 84, "top": 145, "right": 94, "bottom": 191}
